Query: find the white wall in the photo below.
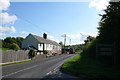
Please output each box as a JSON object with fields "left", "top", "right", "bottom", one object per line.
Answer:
{"left": 44, "top": 44, "right": 53, "bottom": 50}
{"left": 38, "top": 43, "right": 43, "bottom": 50}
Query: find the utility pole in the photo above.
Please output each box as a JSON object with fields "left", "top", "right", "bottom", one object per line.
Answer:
{"left": 69, "top": 39, "right": 71, "bottom": 47}
{"left": 64, "top": 34, "right": 66, "bottom": 49}
{"left": 61, "top": 34, "right": 66, "bottom": 49}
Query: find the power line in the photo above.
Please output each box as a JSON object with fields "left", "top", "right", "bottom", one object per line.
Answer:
{"left": 15, "top": 14, "right": 49, "bottom": 33}
{"left": 61, "top": 34, "right": 72, "bottom": 46}
{"left": 9, "top": 5, "right": 62, "bottom": 42}
{"left": 9, "top": 5, "right": 51, "bottom": 34}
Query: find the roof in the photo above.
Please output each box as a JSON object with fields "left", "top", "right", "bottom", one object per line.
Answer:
{"left": 29, "top": 33, "right": 60, "bottom": 46}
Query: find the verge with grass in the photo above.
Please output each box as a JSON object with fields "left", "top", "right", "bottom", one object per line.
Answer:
{"left": 0, "top": 48, "right": 9, "bottom": 51}
{"left": 61, "top": 52, "right": 120, "bottom": 80}
{"left": 0, "top": 59, "right": 31, "bottom": 66}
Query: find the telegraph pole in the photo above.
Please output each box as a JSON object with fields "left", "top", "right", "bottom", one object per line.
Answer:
{"left": 61, "top": 34, "right": 66, "bottom": 49}
{"left": 64, "top": 34, "right": 66, "bottom": 49}
{"left": 69, "top": 39, "right": 71, "bottom": 46}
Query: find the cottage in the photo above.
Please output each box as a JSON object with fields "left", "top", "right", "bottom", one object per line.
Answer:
{"left": 22, "top": 33, "right": 61, "bottom": 55}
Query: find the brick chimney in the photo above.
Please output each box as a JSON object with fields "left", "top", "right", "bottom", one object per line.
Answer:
{"left": 43, "top": 33, "right": 47, "bottom": 39}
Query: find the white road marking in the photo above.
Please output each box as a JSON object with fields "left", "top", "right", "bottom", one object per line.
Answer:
{"left": 46, "top": 71, "right": 52, "bottom": 75}
{"left": 2, "top": 65, "right": 38, "bottom": 78}
{"left": 54, "top": 64, "right": 61, "bottom": 71}
{"left": 46, "top": 64, "right": 61, "bottom": 76}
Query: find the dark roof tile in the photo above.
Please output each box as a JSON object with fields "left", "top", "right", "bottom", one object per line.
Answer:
{"left": 30, "top": 34, "right": 60, "bottom": 46}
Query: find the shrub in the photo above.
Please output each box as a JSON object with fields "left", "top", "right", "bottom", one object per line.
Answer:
{"left": 83, "top": 38, "right": 97, "bottom": 59}
{"left": 62, "top": 49, "right": 67, "bottom": 54}
{"left": 10, "top": 43, "right": 20, "bottom": 51}
{"left": 28, "top": 49, "right": 36, "bottom": 59}
{"left": 44, "top": 50, "right": 48, "bottom": 54}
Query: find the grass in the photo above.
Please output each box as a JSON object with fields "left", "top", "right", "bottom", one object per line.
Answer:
{"left": 0, "top": 48, "right": 9, "bottom": 51}
{"left": 0, "top": 59, "right": 31, "bottom": 66}
{"left": 61, "top": 52, "right": 120, "bottom": 80}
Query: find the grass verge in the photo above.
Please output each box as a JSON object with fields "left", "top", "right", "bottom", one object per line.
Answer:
{"left": 0, "top": 48, "right": 9, "bottom": 51}
{"left": 61, "top": 53, "right": 120, "bottom": 80}
{"left": 0, "top": 59, "right": 31, "bottom": 66}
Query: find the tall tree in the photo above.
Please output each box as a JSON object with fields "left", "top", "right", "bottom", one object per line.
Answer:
{"left": 59, "top": 42, "right": 64, "bottom": 48}
{"left": 84, "top": 36, "right": 95, "bottom": 44}
{"left": 16, "top": 37, "right": 24, "bottom": 48}
{"left": 97, "top": 1, "right": 120, "bottom": 43}
{"left": 3, "top": 37, "right": 24, "bottom": 49}
{"left": 10, "top": 43, "right": 20, "bottom": 51}
{"left": 97, "top": 1, "right": 120, "bottom": 64}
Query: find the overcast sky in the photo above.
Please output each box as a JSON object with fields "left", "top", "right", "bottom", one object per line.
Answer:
{"left": 0, "top": 0, "right": 111, "bottom": 45}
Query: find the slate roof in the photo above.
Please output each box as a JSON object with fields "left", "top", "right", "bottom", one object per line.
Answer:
{"left": 30, "top": 34, "right": 60, "bottom": 46}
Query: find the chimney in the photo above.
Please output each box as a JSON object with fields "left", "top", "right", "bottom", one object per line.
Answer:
{"left": 43, "top": 33, "right": 47, "bottom": 39}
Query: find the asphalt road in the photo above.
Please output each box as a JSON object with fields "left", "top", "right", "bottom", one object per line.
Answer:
{"left": 1, "top": 54, "right": 83, "bottom": 80}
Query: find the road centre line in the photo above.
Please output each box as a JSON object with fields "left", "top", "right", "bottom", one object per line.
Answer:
{"left": 2, "top": 65, "right": 38, "bottom": 78}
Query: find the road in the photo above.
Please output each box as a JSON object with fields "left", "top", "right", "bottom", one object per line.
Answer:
{"left": 1, "top": 54, "right": 83, "bottom": 80}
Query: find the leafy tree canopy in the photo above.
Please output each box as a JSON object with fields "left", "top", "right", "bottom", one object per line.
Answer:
{"left": 97, "top": 1, "right": 120, "bottom": 43}
{"left": 2, "top": 37, "right": 24, "bottom": 50}
{"left": 10, "top": 43, "right": 20, "bottom": 51}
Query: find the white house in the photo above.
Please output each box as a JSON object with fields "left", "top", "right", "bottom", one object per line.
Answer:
{"left": 22, "top": 33, "right": 61, "bottom": 54}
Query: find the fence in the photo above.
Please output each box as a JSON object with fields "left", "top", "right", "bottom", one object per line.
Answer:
{"left": 1, "top": 50, "right": 29, "bottom": 63}
{"left": 1, "top": 49, "right": 61, "bottom": 63}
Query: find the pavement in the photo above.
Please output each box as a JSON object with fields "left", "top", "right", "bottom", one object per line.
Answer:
{"left": 1, "top": 54, "right": 87, "bottom": 80}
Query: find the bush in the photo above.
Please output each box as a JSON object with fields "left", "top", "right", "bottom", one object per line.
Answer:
{"left": 28, "top": 49, "right": 36, "bottom": 59}
{"left": 62, "top": 49, "right": 67, "bottom": 54}
{"left": 44, "top": 50, "right": 48, "bottom": 54}
{"left": 10, "top": 43, "right": 20, "bottom": 51}
{"left": 83, "top": 38, "right": 97, "bottom": 59}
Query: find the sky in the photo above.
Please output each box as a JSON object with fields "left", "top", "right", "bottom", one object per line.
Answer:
{"left": 0, "top": 0, "right": 111, "bottom": 45}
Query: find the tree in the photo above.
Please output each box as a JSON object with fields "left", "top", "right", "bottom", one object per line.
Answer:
{"left": 3, "top": 37, "right": 24, "bottom": 49}
{"left": 97, "top": 1, "right": 120, "bottom": 43}
{"left": 10, "top": 43, "right": 20, "bottom": 51}
{"left": 16, "top": 37, "right": 24, "bottom": 48}
{"left": 84, "top": 36, "right": 95, "bottom": 44}
{"left": 59, "top": 42, "right": 64, "bottom": 48}
{"left": 4, "top": 37, "right": 16, "bottom": 44}
{"left": 97, "top": 1, "right": 120, "bottom": 64}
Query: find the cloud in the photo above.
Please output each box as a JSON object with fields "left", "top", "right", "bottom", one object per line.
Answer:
{"left": 0, "top": 26, "right": 16, "bottom": 38}
{"left": 10, "top": 0, "right": 90, "bottom": 2}
{"left": 19, "top": 31, "right": 29, "bottom": 38}
{"left": 61, "top": 32, "right": 97, "bottom": 45}
{"left": 0, "top": 33, "right": 6, "bottom": 38}
{"left": 0, "top": 0, "right": 10, "bottom": 11}
{"left": 0, "top": 0, "right": 18, "bottom": 38}
{"left": 62, "top": 33, "right": 81, "bottom": 40}
{"left": 89, "top": 0, "right": 109, "bottom": 11}
{"left": 0, "top": 12, "right": 17, "bottom": 24}
{"left": 0, "top": 26, "right": 16, "bottom": 33}
{"left": 110, "top": 0, "right": 120, "bottom": 2}
{"left": 62, "top": 32, "right": 97, "bottom": 40}
{"left": 48, "top": 35, "right": 59, "bottom": 43}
